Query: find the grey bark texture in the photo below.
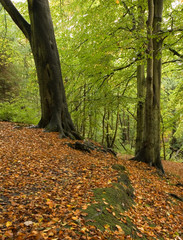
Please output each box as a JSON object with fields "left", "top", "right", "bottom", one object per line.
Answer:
{"left": 133, "top": 0, "right": 164, "bottom": 173}
{"left": 135, "top": 0, "right": 146, "bottom": 155}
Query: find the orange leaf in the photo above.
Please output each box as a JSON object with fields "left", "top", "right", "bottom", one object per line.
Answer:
{"left": 5, "top": 231, "right": 13, "bottom": 238}
{"left": 116, "top": 225, "right": 124, "bottom": 234}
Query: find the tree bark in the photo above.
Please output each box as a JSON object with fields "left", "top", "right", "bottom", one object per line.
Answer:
{"left": 144, "top": 0, "right": 155, "bottom": 164}
{"left": 132, "top": 0, "right": 164, "bottom": 173}
{"left": 106, "top": 109, "right": 111, "bottom": 148}
{"left": 152, "top": 0, "right": 164, "bottom": 171}
{"left": 0, "top": 0, "right": 81, "bottom": 139}
{"left": 102, "top": 108, "right": 106, "bottom": 145}
{"left": 136, "top": 64, "right": 145, "bottom": 154}
{"left": 110, "top": 111, "right": 119, "bottom": 148}
{"left": 135, "top": 0, "right": 146, "bottom": 155}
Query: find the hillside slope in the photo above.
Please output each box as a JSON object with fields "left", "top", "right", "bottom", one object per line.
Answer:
{"left": 0, "top": 122, "right": 182, "bottom": 239}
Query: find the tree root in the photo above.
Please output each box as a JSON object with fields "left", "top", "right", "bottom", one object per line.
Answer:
{"left": 168, "top": 193, "right": 183, "bottom": 202}
{"left": 67, "top": 141, "right": 117, "bottom": 156}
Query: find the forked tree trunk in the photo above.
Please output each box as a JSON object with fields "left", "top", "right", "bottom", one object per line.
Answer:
{"left": 0, "top": 0, "right": 81, "bottom": 139}
{"left": 132, "top": 0, "right": 164, "bottom": 173}
{"left": 133, "top": 0, "right": 154, "bottom": 163}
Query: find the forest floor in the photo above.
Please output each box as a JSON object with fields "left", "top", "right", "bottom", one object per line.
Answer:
{"left": 0, "top": 121, "right": 182, "bottom": 240}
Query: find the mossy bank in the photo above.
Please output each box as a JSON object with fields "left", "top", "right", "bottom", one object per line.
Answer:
{"left": 83, "top": 164, "right": 146, "bottom": 239}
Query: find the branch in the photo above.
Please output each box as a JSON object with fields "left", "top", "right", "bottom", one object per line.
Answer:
{"left": 121, "top": 70, "right": 136, "bottom": 96}
{"left": 99, "top": 58, "right": 138, "bottom": 88}
{"left": 162, "top": 59, "right": 182, "bottom": 65}
{"left": 121, "top": 1, "right": 136, "bottom": 31}
{"left": 0, "top": 0, "right": 31, "bottom": 40}
{"left": 168, "top": 47, "right": 183, "bottom": 58}
{"left": 126, "top": 108, "right": 137, "bottom": 121}
{"left": 75, "top": 39, "right": 88, "bottom": 50}
{"left": 165, "top": 28, "right": 183, "bottom": 33}
{"left": 114, "top": 57, "right": 138, "bottom": 72}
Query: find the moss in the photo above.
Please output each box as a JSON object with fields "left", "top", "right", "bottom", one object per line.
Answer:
{"left": 112, "top": 164, "right": 126, "bottom": 171}
{"left": 83, "top": 164, "right": 146, "bottom": 239}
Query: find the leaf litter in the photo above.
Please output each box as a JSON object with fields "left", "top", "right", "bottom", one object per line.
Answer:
{"left": 0, "top": 122, "right": 182, "bottom": 239}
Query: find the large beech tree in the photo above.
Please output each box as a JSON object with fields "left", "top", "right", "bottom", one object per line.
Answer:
{"left": 134, "top": 0, "right": 164, "bottom": 173}
{"left": 0, "top": 0, "right": 81, "bottom": 139}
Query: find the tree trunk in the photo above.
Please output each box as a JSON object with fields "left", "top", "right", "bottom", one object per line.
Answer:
{"left": 106, "top": 109, "right": 111, "bottom": 148}
{"left": 152, "top": 0, "right": 164, "bottom": 170}
{"left": 110, "top": 111, "right": 119, "bottom": 148}
{"left": 81, "top": 83, "right": 86, "bottom": 138}
{"left": 102, "top": 108, "right": 106, "bottom": 145}
{"left": 161, "top": 116, "right": 166, "bottom": 160}
{"left": 27, "top": 0, "right": 80, "bottom": 138}
{"left": 135, "top": 0, "right": 146, "bottom": 155}
{"left": 136, "top": 64, "right": 145, "bottom": 154}
{"left": 132, "top": 0, "right": 164, "bottom": 173}
{"left": 122, "top": 110, "right": 127, "bottom": 143}
{"left": 0, "top": 0, "right": 80, "bottom": 139}
{"left": 144, "top": 0, "right": 155, "bottom": 164}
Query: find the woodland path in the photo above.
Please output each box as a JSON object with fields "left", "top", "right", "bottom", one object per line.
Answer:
{"left": 120, "top": 154, "right": 183, "bottom": 181}
{"left": 0, "top": 122, "right": 182, "bottom": 239}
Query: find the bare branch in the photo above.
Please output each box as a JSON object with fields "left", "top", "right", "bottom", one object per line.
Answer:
{"left": 168, "top": 47, "right": 183, "bottom": 58}
{"left": 162, "top": 59, "right": 182, "bottom": 65}
{"left": 0, "top": 0, "right": 31, "bottom": 40}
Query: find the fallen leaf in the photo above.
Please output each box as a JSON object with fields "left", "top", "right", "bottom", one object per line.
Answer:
{"left": 6, "top": 221, "right": 12, "bottom": 227}
{"left": 24, "top": 221, "right": 34, "bottom": 226}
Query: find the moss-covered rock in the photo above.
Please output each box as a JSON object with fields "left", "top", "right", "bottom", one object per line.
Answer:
{"left": 83, "top": 164, "right": 146, "bottom": 239}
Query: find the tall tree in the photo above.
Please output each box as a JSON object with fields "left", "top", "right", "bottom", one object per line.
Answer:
{"left": 152, "top": 0, "right": 164, "bottom": 171}
{"left": 144, "top": 0, "right": 155, "bottom": 165}
{"left": 133, "top": 0, "right": 164, "bottom": 173}
{"left": 0, "top": 0, "right": 80, "bottom": 139}
{"left": 135, "top": 0, "right": 146, "bottom": 155}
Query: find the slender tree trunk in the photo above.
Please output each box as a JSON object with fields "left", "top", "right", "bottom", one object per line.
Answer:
{"left": 94, "top": 109, "right": 97, "bottom": 142}
{"left": 127, "top": 114, "right": 130, "bottom": 143}
{"left": 136, "top": 64, "right": 145, "bottom": 154}
{"left": 82, "top": 83, "right": 86, "bottom": 138}
{"left": 106, "top": 109, "right": 110, "bottom": 148}
{"left": 144, "top": 0, "right": 155, "bottom": 164}
{"left": 102, "top": 108, "right": 106, "bottom": 145}
{"left": 153, "top": 0, "right": 164, "bottom": 170}
{"left": 135, "top": 1, "right": 146, "bottom": 155}
{"left": 169, "top": 112, "right": 177, "bottom": 159}
{"left": 110, "top": 111, "right": 119, "bottom": 148}
{"left": 88, "top": 113, "right": 93, "bottom": 139}
{"left": 122, "top": 110, "right": 127, "bottom": 143}
{"left": 161, "top": 116, "right": 166, "bottom": 160}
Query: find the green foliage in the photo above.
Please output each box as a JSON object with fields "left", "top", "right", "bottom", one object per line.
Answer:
{"left": 53, "top": 0, "right": 140, "bottom": 147}
{"left": 0, "top": 99, "right": 40, "bottom": 124}
{"left": 0, "top": 102, "right": 16, "bottom": 121}
{"left": 0, "top": 1, "right": 39, "bottom": 125}
{"left": 1, "top": 0, "right": 183, "bottom": 160}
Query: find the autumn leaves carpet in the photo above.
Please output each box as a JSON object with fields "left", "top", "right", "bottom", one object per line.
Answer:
{"left": 0, "top": 122, "right": 182, "bottom": 239}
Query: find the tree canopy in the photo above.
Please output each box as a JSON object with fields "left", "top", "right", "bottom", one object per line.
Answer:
{"left": 0, "top": 0, "right": 183, "bottom": 161}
